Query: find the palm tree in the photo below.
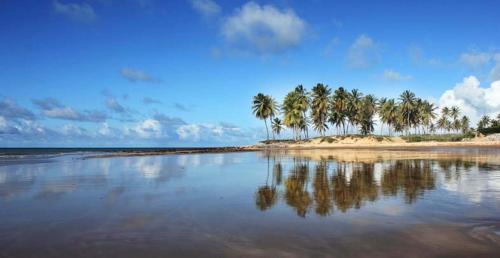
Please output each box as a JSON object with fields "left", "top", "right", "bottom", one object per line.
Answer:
{"left": 294, "top": 85, "right": 310, "bottom": 138}
{"left": 358, "top": 95, "right": 377, "bottom": 135}
{"left": 252, "top": 93, "right": 277, "bottom": 141}
{"left": 384, "top": 99, "right": 398, "bottom": 136}
{"left": 399, "top": 90, "right": 416, "bottom": 135}
{"left": 311, "top": 83, "right": 331, "bottom": 136}
{"left": 378, "top": 97, "right": 387, "bottom": 135}
{"left": 348, "top": 89, "right": 363, "bottom": 134}
{"left": 437, "top": 116, "right": 447, "bottom": 135}
{"left": 450, "top": 106, "right": 460, "bottom": 133}
{"left": 438, "top": 107, "right": 451, "bottom": 134}
{"left": 460, "top": 115, "right": 470, "bottom": 134}
{"left": 477, "top": 115, "right": 491, "bottom": 130}
{"left": 330, "top": 87, "right": 349, "bottom": 135}
{"left": 450, "top": 106, "right": 460, "bottom": 120}
{"left": 283, "top": 91, "right": 303, "bottom": 140}
{"left": 491, "top": 114, "right": 500, "bottom": 127}
{"left": 271, "top": 118, "right": 283, "bottom": 139}
{"left": 419, "top": 101, "right": 437, "bottom": 134}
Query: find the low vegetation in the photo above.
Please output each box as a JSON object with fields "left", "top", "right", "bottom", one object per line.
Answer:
{"left": 402, "top": 133, "right": 475, "bottom": 143}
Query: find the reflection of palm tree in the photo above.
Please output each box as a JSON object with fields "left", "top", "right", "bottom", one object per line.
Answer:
{"left": 254, "top": 153, "right": 440, "bottom": 216}
{"left": 255, "top": 186, "right": 277, "bottom": 211}
{"left": 381, "top": 160, "right": 435, "bottom": 203}
{"left": 255, "top": 154, "right": 277, "bottom": 211}
{"left": 313, "top": 161, "right": 332, "bottom": 216}
{"left": 331, "top": 163, "right": 378, "bottom": 212}
{"left": 284, "top": 159, "right": 312, "bottom": 217}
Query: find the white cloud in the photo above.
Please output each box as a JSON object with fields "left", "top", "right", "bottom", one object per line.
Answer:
{"left": 0, "top": 98, "right": 35, "bottom": 120}
{"left": 221, "top": 2, "right": 306, "bottom": 54}
{"left": 439, "top": 76, "right": 500, "bottom": 124}
{"left": 459, "top": 51, "right": 492, "bottom": 69}
{"left": 0, "top": 116, "right": 7, "bottom": 129}
{"left": 322, "top": 37, "right": 340, "bottom": 56}
{"left": 134, "top": 119, "right": 162, "bottom": 139}
{"left": 98, "top": 123, "right": 110, "bottom": 136}
{"left": 176, "top": 122, "right": 245, "bottom": 142}
{"left": 53, "top": 0, "right": 96, "bottom": 22}
{"left": 32, "top": 98, "right": 107, "bottom": 122}
{"left": 190, "top": 0, "right": 221, "bottom": 17}
{"left": 347, "top": 35, "right": 380, "bottom": 68}
{"left": 61, "top": 124, "right": 86, "bottom": 136}
{"left": 176, "top": 124, "right": 201, "bottom": 141}
{"left": 120, "top": 68, "right": 159, "bottom": 83}
{"left": 491, "top": 54, "right": 500, "bottom": 81}
{"left": 44, "top": 106, "right": 80, "bottom": 120}
{"left": 16, "top": 119, "right": 45, "bottom": 135}
{"left": 106, "top": 97, "right": 126, "bottom": 113}
{"left": 383, "top": 69, "right": 412, "bottom": 81}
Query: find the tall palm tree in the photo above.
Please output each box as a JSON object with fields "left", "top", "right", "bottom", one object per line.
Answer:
{"left": 460, "top": 115, "right": 470, "bottom": 134}
{"left": 252, "top": 93, "right": 277, "bottom": 140}
{"left": 294, "top": 85, "right": 310, "bottom": 138}
{"left": 399, "top": 90, "right": 416, "bottom": 135}
{"left": 271, "top": 118, "right": 283, "bottom": 139}
{"left": 384, "top": 99, "right": 398, "bottom": 136}
{"left": 439, "top": 107, "right": 451, "bottom": 134}
{"left": 491, "top": 114, "right": 500, "bottom": 127}
{"left": 477, "top": 115, "right": 491, "bottom": 130}
{"left": 420, "top": 101, "right": 437, "bottom": 134}
{"left": 330, "top": 87, "right": 349, "bottom": 135}
{"left": 311, "top": 83, "right": 331, "bottom": 136}
{"left": 450, "top": 106, "right": 460, "bottom": 133}
{"left": 348, "top": 89, "right": 363, "bottom": 134}
{"left": 437, "top": 116, "right": 447, "bottom": 135}
{"left": 450, "top": 106, "right": 460, "bottom": 120}
{"left": 282, "top": 91, "right": 303, "bottom": 140}
{"left": 359, "top": 95, "right": 377, "bottom": 135}
{"left": 378, "top": 97, "right": 387, "bottom": 135}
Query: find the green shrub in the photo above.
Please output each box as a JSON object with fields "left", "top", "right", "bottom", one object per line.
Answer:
{"left": 478, "top": 126, "right": 500, "bottom": 135}
{"left": 402, "top": 133, "right": 474, "bottom": 143}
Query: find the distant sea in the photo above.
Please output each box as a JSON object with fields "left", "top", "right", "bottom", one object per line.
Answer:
{"left": 0, "top": 147, "right": 213, "bottom": 156}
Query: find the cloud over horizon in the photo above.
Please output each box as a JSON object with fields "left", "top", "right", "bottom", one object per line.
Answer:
{"left": 190, "top": 0, "right": 221, "bottom": 18}
{"left": 32, "top": 98, "right": 107, "bottom": 123}
{"left": 439, "top": 76, "right": 500, "bottom": 124}
{"left": 221, "top": 2, "right": 306, "bottom": 54}
{"left": 53, "top": 0, "right": 97, "bottom": 22}
{"left": 347, "top": 35, "right": 380, "bottom": 68}
{"left": 383, "top": 69, "right": 412, "bottom": 81}
{"left": 120, "top": 68, "right": 160, "bottom": 83}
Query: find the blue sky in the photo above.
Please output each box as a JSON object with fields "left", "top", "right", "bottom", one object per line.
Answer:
{"left": 1, "top": 0, "right": 499, "bottom": 147}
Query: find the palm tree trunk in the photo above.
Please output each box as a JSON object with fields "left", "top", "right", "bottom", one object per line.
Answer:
{"left": 270, "top": 118, "right": 275, "bottom": 140}
{"left": 264, "top": 119, "right": 269, "bottom": 141}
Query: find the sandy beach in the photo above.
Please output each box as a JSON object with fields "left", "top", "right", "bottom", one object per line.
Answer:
{"left": 253, "top": 135, "right": 500, "bottom": 149}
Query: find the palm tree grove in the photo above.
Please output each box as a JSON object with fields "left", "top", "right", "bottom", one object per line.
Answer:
{"left": 252, "top": 84, "right": 484, "bottom": 142}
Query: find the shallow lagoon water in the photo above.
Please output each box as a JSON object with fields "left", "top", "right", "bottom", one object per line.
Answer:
{"left": 0, "top": 148, "right": 499, "bottom": 257}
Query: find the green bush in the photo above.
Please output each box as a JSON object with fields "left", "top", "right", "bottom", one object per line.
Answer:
{"left": 478, "top": 126, "right": 500, "bottom": 135}
{"left": 402, "top": 133, "right": 474, "bottom": 143}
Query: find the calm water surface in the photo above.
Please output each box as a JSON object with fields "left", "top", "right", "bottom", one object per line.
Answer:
{"left": 1, "top": 148, "right": 499, "bottom": 257}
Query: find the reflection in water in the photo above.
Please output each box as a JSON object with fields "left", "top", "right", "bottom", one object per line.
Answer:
{"left": 0, "top": 150, "right": 499, "bottom": 257}
{"left": 254, "top": 151, "right": 495, "bottom": 217}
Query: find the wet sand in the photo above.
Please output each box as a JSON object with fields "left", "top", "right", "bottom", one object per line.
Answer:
{"left": 1, "top": 148, "right": 499, "bottom": 257}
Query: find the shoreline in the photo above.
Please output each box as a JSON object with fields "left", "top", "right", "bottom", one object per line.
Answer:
{"left": 253, "top": 141, "right": 500, "bottom": 150}
{"left": 82, "top": 146, "right": 259, "bottom": 159}
{"left": 82, "top": 140, "right": 500, "bottom": 159}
